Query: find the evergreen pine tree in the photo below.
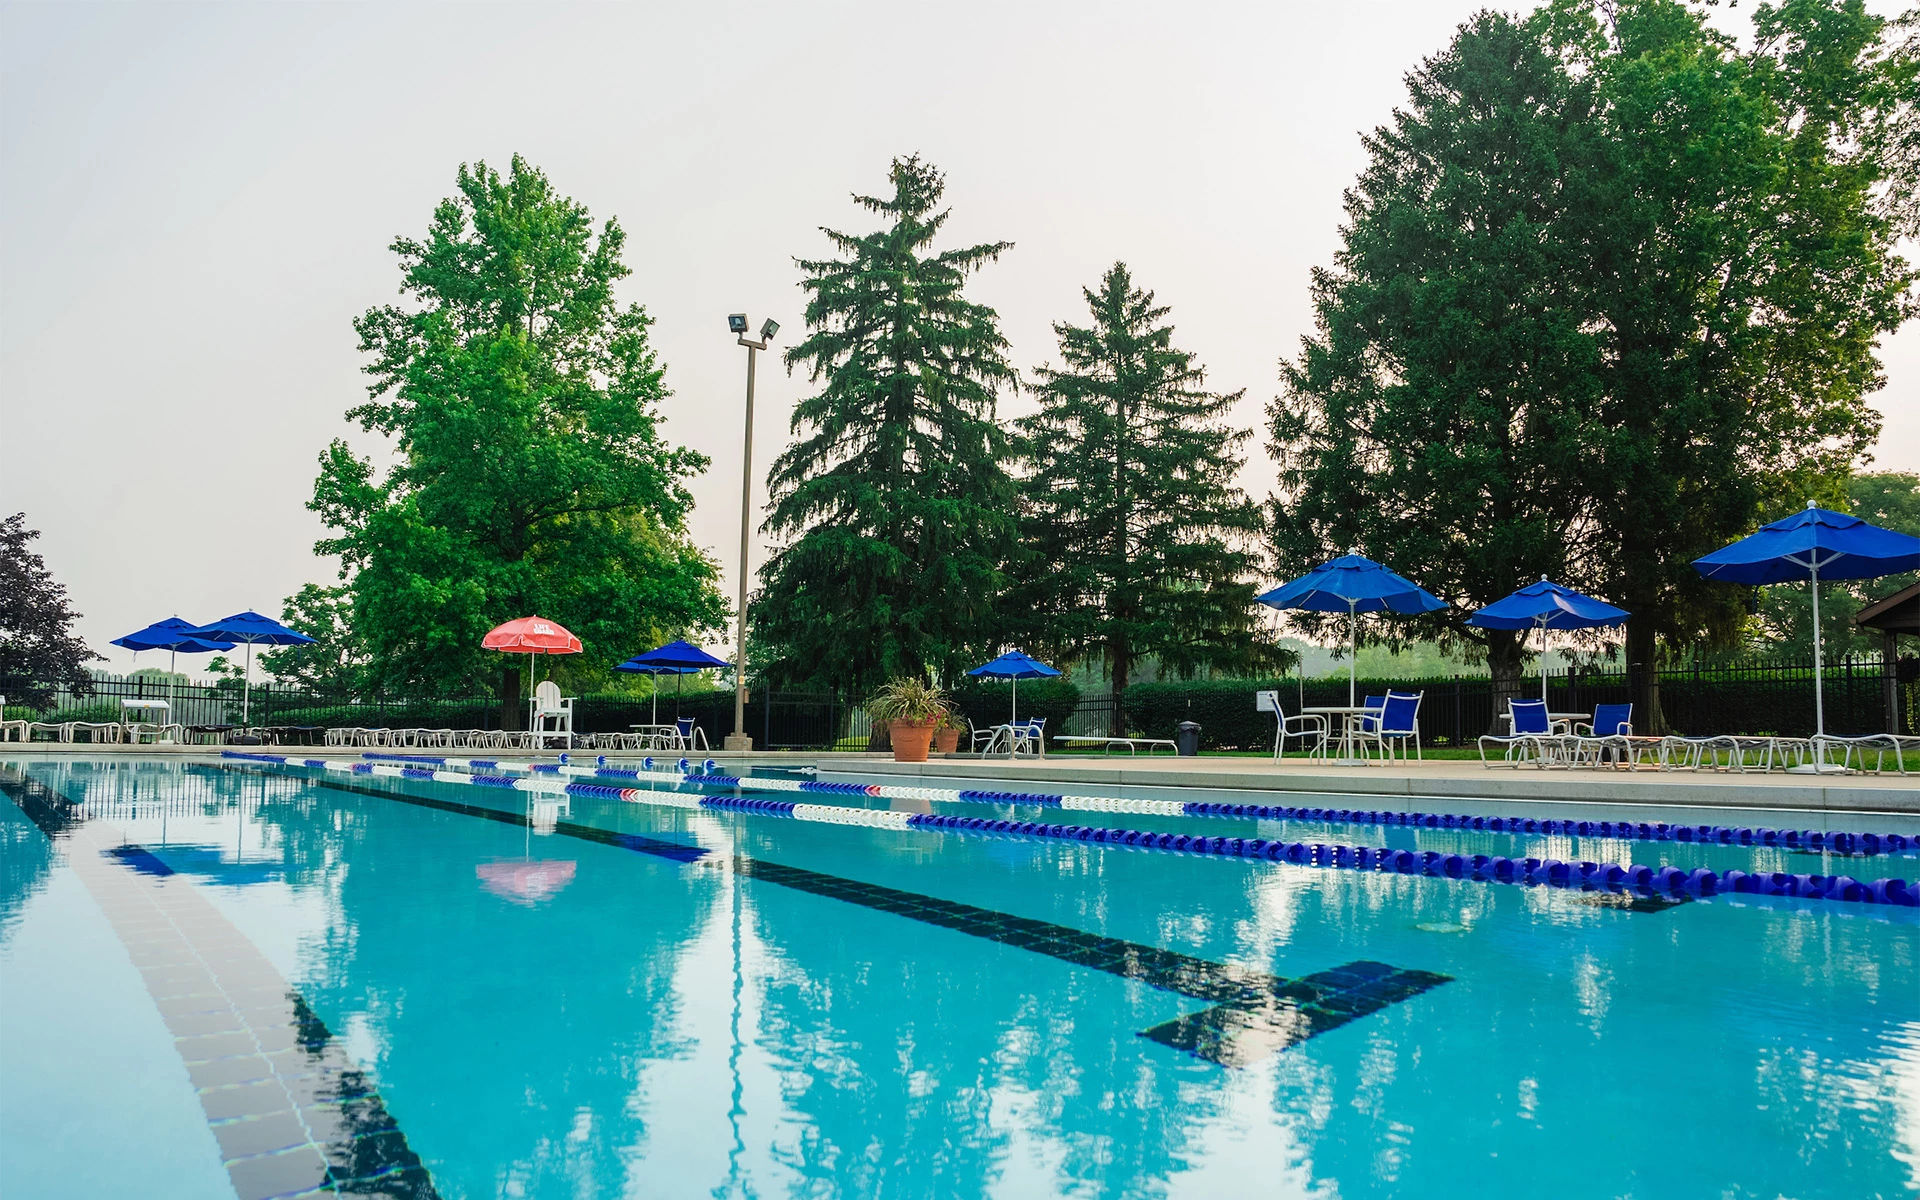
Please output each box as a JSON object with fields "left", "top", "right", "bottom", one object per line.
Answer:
{"left": 1012, "top": 263, "right": 1270, "bottom": 718}
{"left": 754, "top": 156, "right": 1018, "bottom": 696}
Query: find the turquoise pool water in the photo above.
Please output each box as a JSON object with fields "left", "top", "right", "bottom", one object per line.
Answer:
{"left": 3, "top": 757, "right": 1917, "bottom": 1199}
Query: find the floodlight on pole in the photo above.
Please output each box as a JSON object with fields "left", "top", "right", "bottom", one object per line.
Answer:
{"left": 724, "top": 312, "right": 776, "bottom": 750}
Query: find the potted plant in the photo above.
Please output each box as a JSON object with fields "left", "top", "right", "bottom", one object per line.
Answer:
{"left": 866, "top": 677, "right": 949, "bottom": 763}
{"left": 933, "top": 710, "right": 968, "bottom": 755}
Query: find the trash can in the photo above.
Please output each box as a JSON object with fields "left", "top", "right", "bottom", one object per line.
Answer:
{"left": 1175, "top": 721, "right": 1202, "bottom": 757}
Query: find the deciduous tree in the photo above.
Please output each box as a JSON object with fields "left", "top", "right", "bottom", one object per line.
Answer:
{"left": 0, "top": 513, "right": 101, "bottom": 709}
{"left": 1270, "top": 2, "right": 1913, "bottom": 730}
{"left": 310, "top": 157, "right": 725, "bottom": 694}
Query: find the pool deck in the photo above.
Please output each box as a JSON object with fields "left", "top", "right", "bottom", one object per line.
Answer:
{"left": 7, "top": 743, "right": 1917, "bottom": 816}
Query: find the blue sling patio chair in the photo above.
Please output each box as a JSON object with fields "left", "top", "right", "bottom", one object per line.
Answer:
{"left": 1479, "top": 698, "right": 1559, "bottom": 768}
{"left": 1355, "top": 694, "right": 1387, "bottom": 734}
{"left": 1565, "top": 703, "right": 1653, "bottom": 768}
{"left": 1354, "top": 691, "right": 1423, "bottom": 762}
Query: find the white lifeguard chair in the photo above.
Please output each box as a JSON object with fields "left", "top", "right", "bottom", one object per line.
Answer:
{"left": 529, "top": 680, "right": 574, "bottom": 749}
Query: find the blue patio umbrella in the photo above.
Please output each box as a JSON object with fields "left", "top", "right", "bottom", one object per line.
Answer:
{"left": 110, "top": 617, "right": 235, "bottom": 675}
{"left": 1694, "top": 502, "right": 1920, "bottom": 742}
{"left": 1465, "top": 578, "right": 1629, "bottom": 703}
{"left": 1257, "top": 554, "right": 1448, "bottom": 705}
{"left": 967, "top": 650, "right": 1062, "bottom": 725}
{"left": 180, "top": 611, "right": 315, "bottom": 726}
{"left": 615, "top": 640, "right": 729, "bottom": 725}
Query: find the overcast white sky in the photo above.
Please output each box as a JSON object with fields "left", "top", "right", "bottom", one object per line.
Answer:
{"left": 3, "top": 0, "right": 1915, "bottom": 677}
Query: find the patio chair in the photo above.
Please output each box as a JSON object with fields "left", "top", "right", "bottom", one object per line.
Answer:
{"left": 1479, "top": 698, "right": 1558, "bottom": 768}
{"left": 1257, "top": 690, "right": 1328, "bottom": 760}
{"left": 971, "top": 722, "right": 1008, "bottom": 753}
{"left": 672, "top": 716, "right": 709, "bottom": 752}
{"left": 1010, "top": 717, "right": 1047, "bottom": 756}
{"left": 1565, "top": 703, "right": 1651, "bottom": 768}
{"left": 530, "top": 681, "right": 574, "bottom": 750}
{"left": 1354, "top": 691, "right": 1423, "bottom": 762}
{"left": 2, "top": 718, "right": 30, "bottom": 742}
{"left": 1354, "top": 694, "right": 1387, "bottom": 735}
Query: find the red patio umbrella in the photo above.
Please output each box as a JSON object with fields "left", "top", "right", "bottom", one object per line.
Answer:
{"left": 483, "top": 616, "right": 582, "bottom": 718}
{"left": 483, "top": 616, "right": 583, "bottom": 654}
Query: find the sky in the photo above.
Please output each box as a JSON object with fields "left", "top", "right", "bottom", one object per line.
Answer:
{"left": 3, "top": 0, "right": 1916, "bottom": 678}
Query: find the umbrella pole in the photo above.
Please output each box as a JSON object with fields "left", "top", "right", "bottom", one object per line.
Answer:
{"left": 1539, "top": 619, "right": 1549, "bottom": 705}
{"left": 1811, "top": 563, "right": 1826, "bottom": 739}
{"left": 1348, "top": 601, "right": 1357, "bottom": 708}
{"left": 242, "top": 641, "right": 253, "bottom": 727}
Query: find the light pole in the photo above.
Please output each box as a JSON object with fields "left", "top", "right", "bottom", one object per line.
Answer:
{"left": 723, "top": 313, "right": 777, "bottom": 751}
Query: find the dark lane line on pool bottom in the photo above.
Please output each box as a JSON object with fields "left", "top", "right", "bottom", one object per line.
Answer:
{"left": 259, "top": 765, "right": 1453, "bottom": 1069}
{"left": 1, "top": 768, "right": 442, "bottom": 1200}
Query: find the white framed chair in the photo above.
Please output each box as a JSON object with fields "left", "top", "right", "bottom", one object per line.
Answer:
{"left": 530, "top": 681, "right": 574, "bottom": 749}
{"left": 670, "top": 716, "right": 708, "bottom": 752}
{"left": 1010, "top": 717, "right": 1047, "bottom": 756}
{"left": 1479, "top": 698, "right": 1557, "bottom": 767}
{"left": 1257, "top": 690, "right": 1328, "bottom": 761}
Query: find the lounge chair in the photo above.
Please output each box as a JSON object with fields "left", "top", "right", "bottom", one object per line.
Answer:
{"left": 1257, "top": 690, "right": 1328, "bottom": 761}
{"left": 1479, "top": 698, "right": 1558, "bottom": 767}
{"left": 1354, "top": 691, "right": 1423, "bottom": 762}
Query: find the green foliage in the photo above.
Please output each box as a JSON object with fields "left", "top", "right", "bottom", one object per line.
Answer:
{"left": 258, "top": 584, "right": 368, "bottom": 697}
{"left": 947, "top": 677, "right": 1081, "bottom": 736}
{"left": 1744, "top": 471, "right": 1920, "bottom": 659}
{"left": 310, "top": 156, "right": 725, "bottom": 695}
{"left": 1013, "top": 263, "right": 1281, "bottom": 696}
{"left": 268, "top": 699, "right": 498, "bottom": 730}
{"left": 865, "top": 676, "right": 950, "bottom": 725}
{"left": 753, "top": 156, "right": 1018, "bottom": 697}
{"left": 0, "top": 513, "right": 101, "bottom": 708}
{"left": 1269, "top": 10, "right": 1601, "bottom": 695}
{"left": 1270, "top": 2, "right": 1914, "bottom": 731}
{"left": 43, "top": 701, "right": 121, "bottom": 725}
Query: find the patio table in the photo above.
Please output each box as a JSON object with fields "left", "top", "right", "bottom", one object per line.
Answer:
{"left": 630, "top": 724, "right": 684, "bottom": 750}
{"left": 1303, "top": 706, "right": 1375, "bottom": 765}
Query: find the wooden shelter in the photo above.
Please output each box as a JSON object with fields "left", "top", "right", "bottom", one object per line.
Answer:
{"left": 1854, "top": 581, "right": 1918, "bottom": 733}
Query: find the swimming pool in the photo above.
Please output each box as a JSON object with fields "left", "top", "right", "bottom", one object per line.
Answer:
{"left": 4, "top": 756, "right": 1917, "bottom": 1199}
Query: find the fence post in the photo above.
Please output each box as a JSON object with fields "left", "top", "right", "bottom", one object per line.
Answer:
{"left": 1452, "top": 676, "right": 1462, "bottom": 747}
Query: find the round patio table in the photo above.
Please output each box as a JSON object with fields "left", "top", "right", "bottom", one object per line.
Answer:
{"left": 1303, "top": 706, "right": 1375, "bottom": 766}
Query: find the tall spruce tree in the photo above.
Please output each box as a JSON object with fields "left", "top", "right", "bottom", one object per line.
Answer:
{"left": 1013, "top": 263, "right": 1270, "bottom": 716}
{"left": 753, "top": 156, "right": 1018, "bottom": 696}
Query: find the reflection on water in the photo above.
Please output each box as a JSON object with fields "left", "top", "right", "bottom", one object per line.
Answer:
{"left": 4, "top": 758, "right": 1918, "bottom": 1200}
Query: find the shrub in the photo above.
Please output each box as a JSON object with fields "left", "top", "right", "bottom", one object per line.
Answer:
{"left": 950, "top": 678, "right": 1081, "bottom": 734}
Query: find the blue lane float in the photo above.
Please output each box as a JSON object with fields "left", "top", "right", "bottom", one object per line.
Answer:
{"left": 343, "top": 751, "right": 1919, "bottom": 859}
{"left": 220, "top": 753, "right": 1918, "bottom": 909}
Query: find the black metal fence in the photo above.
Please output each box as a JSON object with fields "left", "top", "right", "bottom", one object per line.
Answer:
{"left": 0, "top": 673, "right": 876, "bottom": 751}
{"left": 1087, "top": 657, "right": 1914, "bottom": 751}
{"left": 6, "top": 656, "right": 1911, "bottom": 752}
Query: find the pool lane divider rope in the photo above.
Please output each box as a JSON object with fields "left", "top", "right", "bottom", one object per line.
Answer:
{"left": 351, "top": 751, "right": 1920, "bottom": 859}
{"left": 225, "top": 753, "right": 1918, "bottom": 908}
{"left": 212, "top": 762, "right": 1448, "bottom": 1067}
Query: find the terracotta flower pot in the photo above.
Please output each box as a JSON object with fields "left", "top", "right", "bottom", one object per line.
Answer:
{"left": 932, "top": 727, "right": 961, "bottom": 755}
{"left": 889, "top": 718, "right": 937, "bottom": 762}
